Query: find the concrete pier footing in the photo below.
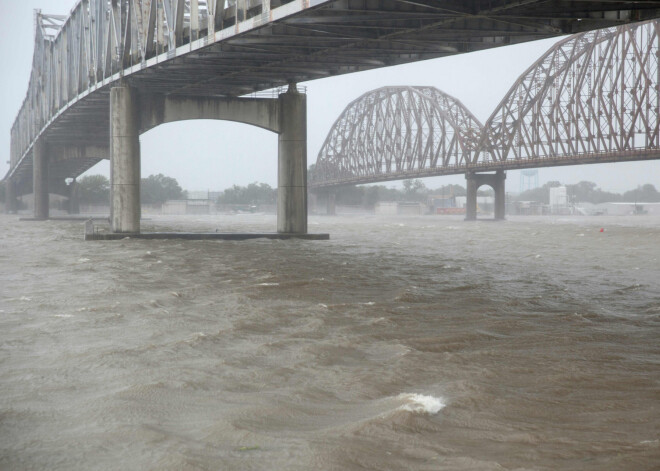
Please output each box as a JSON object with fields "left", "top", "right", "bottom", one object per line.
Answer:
{"left": 85, "top": 232, "right": 328, "bottom": 241}
{"left": 110, "top": 83, "right": 141, "bottom": 233}
{"left": 33, "top": 138, "right": 49, "bottom": 219}
{"left": 465, "top": 170, "right": 506, "bottom": 221}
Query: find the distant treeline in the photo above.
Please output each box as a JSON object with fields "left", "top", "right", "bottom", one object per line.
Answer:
{"left": 517, "top": 181, "right": 660, "bottom": 205}
{"left": 320, "top": 180, "right": 471, "bottom": 207}
{"left": 8, "top": 174, "right": 187, "bottom": 206}
{"left": 2, "top": 176, "right": 657, "bottom": 207}
{"left": 314, "top": 179, "right": 660, "bottom": 208}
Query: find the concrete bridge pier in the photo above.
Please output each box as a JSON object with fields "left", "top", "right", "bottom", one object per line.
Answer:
{"left": 494, "top": 170, "right": 506, "bottom": 220}
{"left": 326, "top": 192, "right": 336, "bottom": 215}
{"left": 110, "top": 83, "right": 141, "bottom": 233}
{"left": 68, "top": 179, "right": 80, "bottom": 214}
{"left": 33, "top": 138, "right": 49, "bottom": 219}
{"left": 105, "top": 82, "right": 309, "bottom": 235}
{"left": 465, "top": 175, "right": 478, "bottom": 221}
{"left": 4, "top": 178, "right": 18, "bottom": 214}
{"left": 465, "top": 170, "right": 506, "bottom": 221}
{"left": 277, "top": 85, "right": 307, "bottom": 234}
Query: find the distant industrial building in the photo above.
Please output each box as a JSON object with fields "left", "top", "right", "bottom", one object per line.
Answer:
{"left": 427, "top": 195, "right": 465, "bottom": 215}
{"left": 549, "top": 186, "right": 570, "bottom": 214}
{"left": 375, "top": 202, "right": 426, "bottom": 215}
{"left": 162, "top": 199, "right": 211, "bottom": 215}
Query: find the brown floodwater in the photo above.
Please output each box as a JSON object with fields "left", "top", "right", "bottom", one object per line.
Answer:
{"left": 1, "top": 213, "right": 658, "bottom": 470}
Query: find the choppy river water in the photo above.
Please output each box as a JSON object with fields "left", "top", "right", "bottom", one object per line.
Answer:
{"left": 1, "top": 213, "right": 659, "bottom": 470}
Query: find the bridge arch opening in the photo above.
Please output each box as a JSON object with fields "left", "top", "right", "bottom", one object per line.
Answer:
{"left": 139, "top": 119, "right": 279, "bottom": 202}
{"left": 110, "top": 84, "right": 307, "bottom": 234}
{"left": 465, "top": 170, "right": 506, "bottom": 221}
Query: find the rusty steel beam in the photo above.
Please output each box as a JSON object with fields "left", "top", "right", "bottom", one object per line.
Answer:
{"left": 311, "top": 19, "right": 660, "bottom": 189}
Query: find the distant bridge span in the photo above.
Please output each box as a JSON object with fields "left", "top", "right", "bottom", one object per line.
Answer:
{"left": 311, "top": 20, "right": 660, "bottom": 194}
{"left": 5, "top": 1, "right": 660, "bottom": 232}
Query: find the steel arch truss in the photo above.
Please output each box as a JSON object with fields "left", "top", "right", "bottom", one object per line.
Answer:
{"left": 480, "top": 19, "right": 660, "bottom": 166}
{"left": 312, "top": 86, "right": 483, "bottom": 187}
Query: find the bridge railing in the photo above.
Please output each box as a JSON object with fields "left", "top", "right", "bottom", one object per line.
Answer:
{"left": 9, "top": 0, "right": 304, "bottom": 177}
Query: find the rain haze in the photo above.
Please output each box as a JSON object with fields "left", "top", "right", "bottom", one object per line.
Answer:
{"left": 1, "top": 0, "right": 658, "bottom": 193}
{"left": 1, "top": 2, "right": 660, "bottom": 470}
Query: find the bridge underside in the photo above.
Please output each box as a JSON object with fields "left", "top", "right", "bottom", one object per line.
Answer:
{"left": 7, "top": 1, "right": 660, "bottom": 231}
{"left": 8, "top": 0, "right": 660, "bottom": 188}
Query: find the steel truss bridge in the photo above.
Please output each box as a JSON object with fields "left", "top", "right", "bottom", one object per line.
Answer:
{"left": 311, "top": 19, "right": 660, "bottom": 189}
{"left": 4, "top": 1, "right": 660, "bottom": 231}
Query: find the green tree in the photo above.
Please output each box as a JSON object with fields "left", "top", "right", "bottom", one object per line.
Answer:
{"left": 566, "top": 181, "right": 620, "bottom": 204}
{"left": 77, "top": 174, "right": 110, "bottom": 205}
{"left": 622, "top": 184, "right": 660, "bottom": 202}
{"left": 216, "top": 182, "right": 277, "bottom": 205}
{"left": 402, "top": 179, "right": 428, "bottom": 201}
{"left": 141, "top": 174, "right": 184, "bottom": 205}
{"left": 335, "top": 185, "right": 365, "bottom": 206}
{"left": 431, "top": 184, "right": 467, "bottom": 197}
{"left": 514, "top": 181, "right": 564, "bottom": 203}
{"left": 362, "top": 186, "right": 381, "bottom": 208}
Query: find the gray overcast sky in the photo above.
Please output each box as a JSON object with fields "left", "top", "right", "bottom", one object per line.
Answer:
{"left": 1, "top": 0, "right": 658, "bottom": 194}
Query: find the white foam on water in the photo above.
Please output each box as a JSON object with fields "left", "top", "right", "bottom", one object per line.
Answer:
{"left": 78, "top": 258, "right": 90, "bottom": 263}
{"left": 257, "top": 283, "right": 279, "bottom": 286}
{"left": 397, "top": 393, "right": 446, "bottom": 414}
{"left": 53, "top": 314, "right": 74, "bottom": 318}
{"left": 639, "top": 439, "right": 659, "bottom": 447}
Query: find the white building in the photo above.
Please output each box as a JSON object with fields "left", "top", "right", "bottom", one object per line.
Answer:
{"left": 549, "top": 186, "right": 568, "bottom": 213}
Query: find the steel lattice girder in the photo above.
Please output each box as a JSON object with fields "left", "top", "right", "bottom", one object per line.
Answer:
{"left": 311, "top": 86, "right": 483, "bottom": 186}
{"left": 479, "top": 19, "right": 660, "bottom": 163}
{"left": 312, "top": 20, "right": 660, "bottom": 189}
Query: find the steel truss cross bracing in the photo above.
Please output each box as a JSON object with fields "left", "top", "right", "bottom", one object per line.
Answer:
{"left": 312, "top": 20, "right": 660, "bottom": 189}
{"left": 311, "top": 86, "right": 483, "bottom": 187}
{"left": 6, "top": 1, "right": 660, "bottom": 195}
{"left": 481, "top": 19, "right": 660, "bottom": 164}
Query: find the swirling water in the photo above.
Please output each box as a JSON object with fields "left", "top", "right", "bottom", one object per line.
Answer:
{"left": 1, "top": 213, "right": 659, "bottom": 470}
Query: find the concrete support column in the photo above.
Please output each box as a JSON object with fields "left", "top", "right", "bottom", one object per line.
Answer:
{"left": 465, "top": 172, "right": 477, "bottom": 221}
{"left": 68, "top": 179, "right": 80, "bottom": 214}
{"left": 110, "top": 83, "right": 141, "bottom": 233}
{"left": 33, "top": 138, "right": 49, "bottom": 219}
{"left": 277, "top": 85, "right": 307, "bottom": 234}
{"left": 494, "top": 170, "right": 506, "bottom": 220}
{"left": 326, "top": 192, "right": 336, "bottom": 215}
{"left": 5, "top": 178, "right": 18, "bottom": 214}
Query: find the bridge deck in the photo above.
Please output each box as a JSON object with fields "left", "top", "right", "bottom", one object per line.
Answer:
{"left": 8, "top": 1, "right": 660, "bottom": 185}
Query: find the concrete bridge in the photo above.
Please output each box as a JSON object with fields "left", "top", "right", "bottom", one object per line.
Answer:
{"left": 4, "top": 1, "right": 660, "bottom": 232}
{"left": 311, "top": 20, "right": 660, "bottom": 219}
